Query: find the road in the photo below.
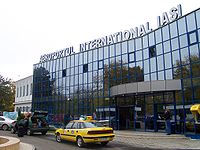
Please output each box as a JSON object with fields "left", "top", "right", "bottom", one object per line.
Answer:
{"left": 0, "top": 130, "right": 144, "bottom": 150}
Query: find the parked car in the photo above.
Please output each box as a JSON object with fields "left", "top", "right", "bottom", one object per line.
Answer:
{"left": 0, "top": 116, "right": 16, "bottom": 131}
{"left": 11, "top": 111, "right": 49, "bottom": 136}
{"left": 55, "top": 119, "right": 115, "bottom": 147}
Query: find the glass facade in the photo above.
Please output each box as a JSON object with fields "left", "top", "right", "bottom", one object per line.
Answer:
{"left": 33, "top": 8, "right": 200, "bottom": 134}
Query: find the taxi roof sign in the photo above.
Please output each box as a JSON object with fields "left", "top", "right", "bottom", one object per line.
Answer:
{"left": 190, "top": 104, "right": 200, "bottom": 115}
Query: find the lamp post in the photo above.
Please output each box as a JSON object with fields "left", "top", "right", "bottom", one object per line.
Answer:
{"left": 67, "top": 98, "right": 72, "bottom": 115}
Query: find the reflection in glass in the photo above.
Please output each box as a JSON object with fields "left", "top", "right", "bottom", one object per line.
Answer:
{"left": 136, "top": 50, "right": 142, "bottom": 61}
{"left": 158, "top": 71, "right": 164, "bottom": 80}
{"left": 150, "top": 58, "right": 156, "bottom": 72}
{"left": 189, "top": 44, "right": 199, "bottom": 59}
{"left": 151, "top": 72, "right": 157, "bottom": 81}
{"left": 136, "top": 38, "right": 142, "bottom": 50}
{"left": 196, "top": 10, "right": 200, "bottom": 28}
{"left": 110, "top": 45, "right": 115, "bottom": 57}
{"left": 165, "top": 69, "right": 172, "bottom": 80}
{"left": 144, "top": 59, "right": 149, "bottom": 74}
{"left": 144, "top": 74, "right": 150, "bottom": 81}
{"left": 164, "top": 53, "right": 172, "bottom": 69}
{"left": 170, "top": 22, "right": 178, "bottom": 38}
{"left": 155, "top": 29, "right": 162, "bottom": 44}
{"left": 186, "top": 13, "right": 196, "bottom": 32}
{"left": 149, "top": 32, "right": 155, "bottom": 47}
{"left": 171, "top": 38, "right": 179, "bottom": 50}
{"left": 122, "top": 41, "right": 128, "bottom": 54}
{"left": 143, "top": 48, "right": 149, "bottom": 59}
{"left": 143, "top": 35, "right": 148, "bottom": 48}
{"left": 157, "top": 55, "right": 164, "bottom": 70}
{"left": 178, "top": 17, "right": 186, "bottom": 35}
{"left": 122, "top": 54, "right": 128, "bottom": 64}
{"left": 162, "top": 25, "right": 170, "bottom": 41}
{"left": 93, "top": 49, "right": 97, "bottom": 61}
{"left": 179, "top": 34, "right": 188, "bottom": 48}
{"left": 128, "top": 39, "right": 134, "bottom": 53}
{"left": 129, "top": 52, "right": 135, "bottom": 62}
{"left": 163, "top": 41, "right": 170, "bottom": 53}
{"left": 172, "top": 50, "right": 180, "bottom": 67}
{"left": 104, "top": 46, "right": 109, "bottom": 59}
{"left": 189, "top": 31, "right": 197, "bottom": 45}
{"left": 156, "top": 43, "right": 163, "bottom": 55}
{"left": 181, "top": 47, "right": 189, "bottom": 63}
{"left": 99, "top": 48, "right": 103, "bottom": 60}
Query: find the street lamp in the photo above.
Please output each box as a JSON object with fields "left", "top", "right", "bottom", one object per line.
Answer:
{"left": 67, "top": 98, "right": 72, "bottom": 115}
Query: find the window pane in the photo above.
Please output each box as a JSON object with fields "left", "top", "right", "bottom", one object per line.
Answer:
{"left": 116, "top": 43, "right": 121, "bottom": 56}
{"left": 156, "top": 43, "right": 163, "bottom": 55}
{"left": 150, "top": 58, "right": 156, "bottom": 72}
{"left": 104, "top": 46, "right": 109, "bottom": 59}
{"left": 186, "top": 13, "right": 196, "bottom": 32}
{"left": 162, "top": 25, "right": 170, "bottom": 41}
{"left": 165, "top": 69, "right": 172, "bottom": 79}
{"left": 135, "top": 38, "right": 142, "bottom": 50}
{"left": 178, "top": 17, "right": 186, "bottom": 35}
{"left": 196, "top": 9, "right": 200, "bottom": 28}
{"left": 143, "top": 35, "right": 148, "bottom": 48}
{"left": 144, "top": 59, "right": 149, "bottom": 74}
{"left": 129, "top": 52, "right": 135, "bottom": 62}
{"left": 157, "top": 55, "right": 164, "bottom": 70}
{"left": 155, "top": 29, "right": 162, "bottom": 44}
{"left": 122, "top": 41, "right": 128, "bottom": 54}
{"left": 179, "top": 34, "right": 188, "bottom": 48}
{"left": 164, "top": 53, "right": 172, "bottom": 69}
{"left": 170, "top": 22, "right": 178, "bottom": 38}
{"left": 149, "top": 32, "right": 155, "bottom": 46}
{"left": 172, "top": 50, "right": 180, "bottom": 67}
{"left": 143, "top": 48, "right": 149, "bottom": 59}
{"left": 171, "top": 38, "right": 179, "bottom": 50}
{"left": 128, "top": 39, "right": 135, "bottom": 53}
{"left": 136, "top": 50, "right": 142, "bottom": 61}
{"left": 110, "top": 45, "right": 115, "bottom": 57}
{"left": 189, "top": 31, "right": 197, "bottom": 45}
{"left": 158, "top": 71, "right": 164, "bottom": 80}
{"left": 163, "top": 41, "right": 170, "bottom": 53}
{"left": 180, "top": 47, "right": 189, "bottom": 63}
{"left": 190, "top": 44, "right": 199, "bottom": 59}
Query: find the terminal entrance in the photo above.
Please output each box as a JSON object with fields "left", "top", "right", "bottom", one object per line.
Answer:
{"left": 116, "top": 92, "right": 177, "bottom": 132}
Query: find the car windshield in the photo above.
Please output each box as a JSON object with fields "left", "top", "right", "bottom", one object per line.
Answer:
{"left": 84, "top": 122, "right": 104, "bottom": 128}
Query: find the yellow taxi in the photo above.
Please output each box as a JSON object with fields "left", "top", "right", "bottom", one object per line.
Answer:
{"left": 55, "top": 117, "right": 115, "bottom": 147}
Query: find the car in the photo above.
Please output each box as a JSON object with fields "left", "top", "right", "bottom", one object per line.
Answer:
{"left": 0, "top": 116, "right": 16, "bottom": 131}
{"left": 10, "top": 111, "right": 49, "bottom": 136}
{"left": 55, "top": 119, "right": 115, "bottom": 147}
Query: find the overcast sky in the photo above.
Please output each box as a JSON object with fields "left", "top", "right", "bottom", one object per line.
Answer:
{"left": 0, "top": 0, "right": 199, "bottom": 81}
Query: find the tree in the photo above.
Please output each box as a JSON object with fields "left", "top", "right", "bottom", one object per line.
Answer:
{"left": 0, "top": 75, "right": 15, "bottom": 111}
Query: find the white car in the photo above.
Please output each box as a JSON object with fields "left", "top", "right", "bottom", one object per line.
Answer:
{"left": 0, "top": 116, "right": 16, "bottom": 131}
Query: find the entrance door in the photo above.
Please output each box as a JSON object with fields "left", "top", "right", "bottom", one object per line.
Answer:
{"left": 118, "top": 106, "right": 134, "bottom": 130}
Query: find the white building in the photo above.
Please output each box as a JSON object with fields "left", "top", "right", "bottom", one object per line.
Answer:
{"left": 14, "top": 75, "right": 33, "bottom": 112}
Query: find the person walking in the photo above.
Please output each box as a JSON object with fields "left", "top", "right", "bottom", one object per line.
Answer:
{"left": 164, "top": 109, "right": 171, "bottom": 135}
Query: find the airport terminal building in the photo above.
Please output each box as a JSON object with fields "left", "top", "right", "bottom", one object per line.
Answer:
{"left": 32, "top": 5, "right": 200, "bottom": 134}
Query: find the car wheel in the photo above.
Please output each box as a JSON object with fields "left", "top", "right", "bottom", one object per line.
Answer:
{"left": 2, "top": 124, "right": 9, "bottom": 131}
{"left": 27, "top": 129, "right": 32, "bottom": 136}
{"left": 101, "top": 141, "right": 108, "bottom": 146}
{"left": 11, "top": 128, "right": 16, "bottom": 134}
{"left": 77, "top": 136, "right": 85, "bottom": 148}
{"left": 56, "top": 133, "right": 62, "bottom": 143}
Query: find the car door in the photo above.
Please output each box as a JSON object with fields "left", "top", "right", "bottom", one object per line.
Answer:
{"left": 62, "top": 122, "right": 74, "bottom": 141}
{"left": 0, "top": 117, "right": 5, "bottom": 127}
{"left": 70, "top": 122, "right": 78, "bottom": 142}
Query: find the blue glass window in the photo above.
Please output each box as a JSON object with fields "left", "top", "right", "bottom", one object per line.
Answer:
{"left": 158, "top": 71, "right": 164, "bottom": 80}
{"left": 186, "top": 13, "right": 196, "bottom": 32}
{"left": 149, "top": 46, "right": 156, "bottom": 58}
{"left": 104, "top": 46, "right": 109, "bottom": 59}
{"left": 178, "top": 17, "right": 186, "bottom": 35}
{"left": 156, "top": 43, "right": 163, "bottom": 55}
{"left": 62, "top": 69, "right": 66, "bottom": 77}
{"left": 149, "top": 32, "right": 155, "bottom": 47}
{"left": 188, "top": 31, "right": 198, "bottom": 45}
{"left": 171, "top": 38, "right": 179, "bottom": 50}
{"left": 136, "top": 38, "right": 142, "bottom": 50}
{"left": 129, "top": 52, "right": 135, "bottom": 62}
{"left": 144, "top": 59, "right": 149, "bottom": 74}
{"left": 163, "top": 41, "right": 170, "bottom": 53}
{"left": 150, "top": 58, "right": 156, "bottom": 72}
{"left": 157, "top": 55, "right": 164, "bottom": 70}
{"left": 155, "top": 29, "right": 162, "bottom": 44}
{"left": 143, "top": 35, "right": 148, "bottom": 48}
{"left": 110, "top": 45, "right": 115, "bottom": 57}
{"left": 136, "top": 50, "right": 142, "bottom": 61}
{"left": 164, "top": 53, "right": 172, "bottom": 69}
{"left": 128, "top": 39, "right": 134, "bottom": 53}
{"left": 83, "top": 64, "right": 88, "bottom": 73}
{"left": 162, "top": 25, "right": 170, "bottom": 41}
{"left": 179, "top": 34, "right": 188, "bottom": 48}
{"left": 196, "top": 9, "right": 200, "bottom": 28}
{"left": 122, "top": 54, "right": 128, "bottom": 64}
{"left": 122, "top": 41, "right": 128, "bottom": 54}
{"left": 190, "top": 44, "right": 199, "bottom": 59}
{"left": 98, "top": 60, "right": 103, "bottom": 69}
{"left": 172, "top": 50, "right": 180, "bottom": 67}
{"left": 151, "top": 72, "right": 157, "bottom": 81}
{"left": 170, "top": 22, "right": 178, "bottom": 38}
{"left": 165, "top": 69, "right": 172, "bottom": 79}
{"left": 99, "top": 48, "right": 103, "bottom": 60}
{"left": 143, "top": 48, "right": 149, "bottom": 59}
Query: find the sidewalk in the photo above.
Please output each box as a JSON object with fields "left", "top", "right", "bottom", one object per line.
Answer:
{"left": 113, "top": 130, "right": 200, "bottom": 149}
{"left": 19, "top": 142, "right": 36, "bottom": 150}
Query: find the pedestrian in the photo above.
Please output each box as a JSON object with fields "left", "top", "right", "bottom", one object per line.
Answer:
{"left": 163, "top": 109, "right": 171, "bottom": 135}
{"left": 93, "top": 112, "right": 97, "bottom": 120}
